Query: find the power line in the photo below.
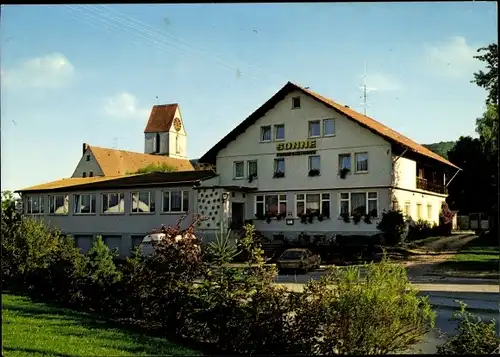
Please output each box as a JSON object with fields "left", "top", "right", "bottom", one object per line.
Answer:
{"left": 66, "top": 4, "right": 287, "bottom": 84}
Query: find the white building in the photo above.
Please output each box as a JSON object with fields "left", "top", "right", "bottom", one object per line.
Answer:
{"left": 17, "top": 82, "right": 461, "bottom": 255}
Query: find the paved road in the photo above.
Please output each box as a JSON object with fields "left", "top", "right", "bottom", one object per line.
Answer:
{"left": 409, "top": 308, "right": 499, "bottom": 354}
{"left": 275, "top": 270, "right": 499, "bottom": 354}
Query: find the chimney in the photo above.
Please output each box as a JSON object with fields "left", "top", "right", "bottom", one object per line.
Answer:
{"left": 82, "top": 143, "right": 89, "bottom": 155}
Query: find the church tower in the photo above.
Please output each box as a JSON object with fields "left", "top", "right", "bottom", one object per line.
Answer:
{"left": 143, "top": 103, "right": 187, "bottom": 159}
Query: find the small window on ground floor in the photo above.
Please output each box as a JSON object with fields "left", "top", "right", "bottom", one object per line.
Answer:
{"left": 339, "top": 192, "right": 378, "bottom": 217}
{"left": 26, "top": 195, "right": 44, "bottom": 215}
{"left": 255, "top": 194, "right": 287, "bottom": 217}
{"left": 131, "top": 191, "right": 155, "bottom": 213}
{"left": 49, "top": 194, "right": 69, "bottom": 215}
{"left": 163, "top": 190, "right": 189, "bottom": 213}
{"left": 296, "top": 193, "right": 330, "bottom": 218}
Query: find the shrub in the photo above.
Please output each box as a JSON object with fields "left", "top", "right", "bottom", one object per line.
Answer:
{"left": 205, "top": 229, "right": 240, "bottom": 264}
{"left": 2, "top": 217, "right": 65, "bottom": 290}
{"left": 132, "top": 214, "right": 206, "bottom": 336}
{"left": 376, "top": 210, "right": 408, "bottom": 246}
{"left": 437, "top": 301, "right": 500, "bottom": 354}
{"left": 408, "top": 219, "right": 436, "bottom": 241}
{"left": 290, "top": 259, "right": 436, "bottom": 355}
{"left": 25, "top": 234, "right": 84, "bottom": 306}
{"left": 191, "top": 224, "right": 294, "bottom": 354}
{"left": 77, "top": 236, "right": 122, "bottom": 313}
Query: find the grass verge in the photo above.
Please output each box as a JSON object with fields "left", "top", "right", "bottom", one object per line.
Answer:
{"left": 2, "top": 294, "right": 201, "bottom": 357}
{"left": 434, "top": 246, "right": 499, "bottom": 279}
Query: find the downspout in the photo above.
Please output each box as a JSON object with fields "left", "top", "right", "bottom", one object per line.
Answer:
{"left": 445, "top": 168, "right": 462, "bottom": 188}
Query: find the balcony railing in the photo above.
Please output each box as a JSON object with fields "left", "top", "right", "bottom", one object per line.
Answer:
{"left": 416, "top": 177, "right": 447, "bottom": 194}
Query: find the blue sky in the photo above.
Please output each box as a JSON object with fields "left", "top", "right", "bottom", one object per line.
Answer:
{"left": 1, "top": 3, "right": 497, "bottom": 191}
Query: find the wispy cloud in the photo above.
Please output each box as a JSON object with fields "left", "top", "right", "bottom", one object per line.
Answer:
{"left": 363, "top": 72, "right": 402, "bottom": 92}
{"left": 425, "top": 36, "right": 481, "bottom": 78}
{"left": 103, "top": 92, "right": 150, "bottom": 120}
{"left": 1, "top": 53, "right": 75, "bottom": 89}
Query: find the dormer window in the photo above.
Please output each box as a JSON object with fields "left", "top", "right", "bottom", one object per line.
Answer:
{"left": 86, "top": 155, "right": 90, "bottom": 162}
{"left": 89, "top": 171, "right": 94, "bottom": 177}
{"left": 82, "top": 172, "right": 87, "bottom": 178}
{"left": 292, "top": 96, "right": 301, "bottom": 109}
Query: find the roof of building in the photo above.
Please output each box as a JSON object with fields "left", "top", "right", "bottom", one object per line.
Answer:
{"left": 17, "top": 170, "right": 217, "bottom": 193}
{"left": 89, "top": 145, "right": 194, "bottom": 176}
{"left": 199, "top": 81, "right": 459, "bottom": 169}
{"left": 144, "top": 103, "right": 179, "bottom": 133}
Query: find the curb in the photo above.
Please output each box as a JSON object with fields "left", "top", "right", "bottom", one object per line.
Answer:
{"left": 430, "top": 303, "right": 498, "bottom": 315}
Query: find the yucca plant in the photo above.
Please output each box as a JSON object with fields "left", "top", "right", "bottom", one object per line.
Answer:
{"left": 206, "top": 229, "right": 240, "bottom": 266}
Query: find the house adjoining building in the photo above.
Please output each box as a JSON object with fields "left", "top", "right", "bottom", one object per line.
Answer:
{"left": 17, "top": 81, "right": 461, "bottom": 256}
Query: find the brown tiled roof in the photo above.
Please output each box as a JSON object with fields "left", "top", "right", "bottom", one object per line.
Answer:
{"left": 17, "top": 176, "right": 125, "bottom": 192}
{"left": 90, "top": 146, "right": 194, "bottom": 176}
{"left": 144, "top": 103, "right": 178, "bottom": 133}
{"left": 17, "top": 170, "right": 218, "bottom": 193}
{"left": 199, "top": 81, "right": 459, "bottom": 169}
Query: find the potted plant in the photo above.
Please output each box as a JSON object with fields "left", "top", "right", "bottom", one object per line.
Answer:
{"left": 273, "top": 171, "right": 285, "bottom": 178}
{"left": 339, "top": 167, "right": 350, "bottom": 179}
{"left": 352, "top": 207, "right": 365, "bottom": 225}
{"left": 317, "top": 213, "right": 324, "bottom": 222}
{"left": 308, "top": 169, "right": 320, "bottom": 177}
{"left": 299, "top": 212, "right": 308, "bottom": 224}
{"left": 340, "top": 212, "right": 350, "bottom": 223}
{"left": 276, "top": 212, "right": 286, "bottom": 221}
{"left": 248, "top": 173, "right": 257, "bottom": 183}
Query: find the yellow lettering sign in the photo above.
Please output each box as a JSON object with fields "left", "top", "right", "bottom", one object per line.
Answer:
{"left": 276, "top": 140, "right": 317, "bottom": 151}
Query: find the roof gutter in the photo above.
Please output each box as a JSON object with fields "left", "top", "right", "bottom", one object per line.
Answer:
{"left": 445, "top": 168, "right": 463, "bottom": 188}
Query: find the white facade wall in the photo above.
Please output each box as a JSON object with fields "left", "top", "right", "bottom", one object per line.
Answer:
{"left": 22, "top": 185, "right": 205, "bottom": 257}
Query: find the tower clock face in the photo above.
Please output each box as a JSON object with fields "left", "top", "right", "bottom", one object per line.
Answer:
{"left": 173, "top": 118, "right": 182, "bottom": 132}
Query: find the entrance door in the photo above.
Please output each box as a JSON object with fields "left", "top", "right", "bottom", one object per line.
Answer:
{"left": 231, "top": 202, "right": 245, "bottom": 230}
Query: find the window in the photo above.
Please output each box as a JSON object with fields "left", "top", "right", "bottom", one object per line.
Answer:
{"left": 404, "top": 201, "right": 411, "bottom": 217}
{"left": 155, "top": 133, "right": 161, "bottom": 153}
{"left": 296, "top": 193, "right": 330, "bottom": 218}
{"left": 340, "top": 193, "right": 349, "bottom": 215}
{"left": 273, "top": 158, "right": 285, "bottom": 178}
{"left": 26, "top": 196, "right": 44, "bottom": 215}
{"left": 74, "top": 194, "right": 96, "bottom": 214}
{"left": 86, "top": 155, "right": 90, "bottom": 161}
{"left": 82, "top": 172, "right": 87, "bottom": 178}
{"left": 163, "top": 190, "right": 189, "bottom": 213}
{"left": 49, "top": 195, "right": 69, "bottom": 215}
{"left": 308, "top": 120, "right": 321, "bottom": 137}
{"left": 175, "top": 134, "right": 180, "bottom": 154}
{"left": 274, "top": 124, "right": 285, "bottom": 141}
{"left": 89, "top": 171, "right": 94, "bottom": 177}
{"left": 392, "top": 200, "right": 399, "bottom": 210}
{"left": 248, "top": 160, "right": 258, "bottom": 178}
{"left": 255, "top": 194, "right": 287, "bottom": 216}
{"left": 292, "top": 96, "right": 301, "bottom": 108}
{"left": 416, "top": 203, "right": 423, "bottom": 219}
{"left": 308, "top": 155, "right": 321, "bottom": 174}
{"left": 131, "top": 191, "right": 155, "bottom": 213}
{"left": 102, "top": 193, "right": 124, "bottom": 214}
{"left": 233, "top": 161, "right": 244, "bottom": 179}
{"left": 427, "top": 204, "right": 432, "bottom": 220}
{"left": 323, "top": 119, "right": 335, "bottom": 136}
{"left": 339, "top": 154, "right": 351, "bottom": 170}
{"left": 261, "top": 125, "right": 271, "bottom": 142}
{"left": 355, "top": 152, "right": 368, "bottom": 172}
{"left": 338, "top": 192, "right": 378, "bottom": 217}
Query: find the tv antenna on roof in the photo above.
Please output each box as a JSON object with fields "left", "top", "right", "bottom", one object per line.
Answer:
{"left": 156, "top": 96, "right": 159, "bottom": 104}
{"left": 358, "top": 60, "right": 377, "bottom": 116}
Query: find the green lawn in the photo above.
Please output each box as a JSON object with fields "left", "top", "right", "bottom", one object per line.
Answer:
{"left": 2, "top": 294, "right": 201, "bottom": 357}
{"left": 436, "top": 246, "right": 499, "bottom": 279}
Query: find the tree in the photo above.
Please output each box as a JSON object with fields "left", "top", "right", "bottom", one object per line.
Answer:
{"left": 134, "top": 162, "right": 178, "bottom": 174}
{"left": 446, "top": 136, "right": 492, "bottom": 214}
{"left": 472, "top": 43, "right": 498, "bottom": 106}
{"left": 475, "top": 103, "right": 499, "bottom": 154}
